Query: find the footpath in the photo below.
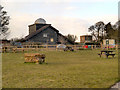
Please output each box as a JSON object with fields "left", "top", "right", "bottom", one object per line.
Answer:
{"left": 110, "top": 82, "right": 120, "bottom": 89}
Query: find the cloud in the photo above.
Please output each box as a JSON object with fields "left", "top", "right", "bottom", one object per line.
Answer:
{"left": 7, "top": 13, "right": 90, "bottom": 41}
{"left": 65, "top": 6, "right": 78, "bottom": 10}
{"left": 86, "top": 15, "right": 117, "bottom": 25}
{"left": 7, "top": 12, "right": 117, "bottom": 42}
{"left": 1, "top": 1, "right": 69, "bottom": 17}
{"left": 2, "top": 0, "right": 118, "bottom": 42}
{"left": 46, "top": 17, "right": 89, "bottom": 35}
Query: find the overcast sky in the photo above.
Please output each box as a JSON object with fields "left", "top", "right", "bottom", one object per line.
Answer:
{"left": 1, "top": 0, "right": 119, "bottom": 41}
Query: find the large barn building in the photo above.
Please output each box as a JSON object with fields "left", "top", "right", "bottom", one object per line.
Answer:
{"left": 24, "top": 18, "right": 74, "bottom": 45}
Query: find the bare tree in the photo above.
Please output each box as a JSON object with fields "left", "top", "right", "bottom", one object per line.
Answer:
{"left": 88, "top": 25, "right": 97, "bottom": 41}
{"left": 88, "top": 21, "right": 105, "bottom": 42}
{"left": 0, "top": 5, "right": 10, "bottom": 39}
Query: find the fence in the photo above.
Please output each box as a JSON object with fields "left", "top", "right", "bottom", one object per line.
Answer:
{"left": 1, "top": 44, "right": 118, "bottom": 53}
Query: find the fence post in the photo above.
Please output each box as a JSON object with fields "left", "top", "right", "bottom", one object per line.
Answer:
{"left": 35, "top": 45, "right": 37, "bottom": 51}
{"left": 116, "top": 45, "right": 118, "bottom": 51}
{"left": 91, "top": 45, "right": 93, "bottom": 50}
{"left": 46, "top": 44, "right": 48, "bottom": 50}
{"left": 95, "top": 45, "right": 96, "bottom": 49}
{"left": 101, "top": 43, "right": 103, "bottom": 50}
{"left": 56, "top": 45, "right": 57, "bottom": 51}
{"left": 73, "top": 45, "right": 75, "bottom": 50}
{"left": 107, "top": 45, "right": 109, "bottom": 50}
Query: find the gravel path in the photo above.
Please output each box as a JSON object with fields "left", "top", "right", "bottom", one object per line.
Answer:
{"left": 110, "top": 82, "right": 120, "bottom": 89}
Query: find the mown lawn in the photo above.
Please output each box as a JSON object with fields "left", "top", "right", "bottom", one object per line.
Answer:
{"left": 2, "top": 50, "right": 118, "bottom": 88}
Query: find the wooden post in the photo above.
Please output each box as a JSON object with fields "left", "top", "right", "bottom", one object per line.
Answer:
{"left": 91, "top": 45, "right": 93, "bottom": 50}
{"left": 107, "top": 45, "right": 108, "bottom": 50}
{"left": 35, "top": 45, "right": 37, "bottom": 51}
{"left": 73, "top": 45, "right": 75, "bottom": 50}
{"left": 46, "top": 44, "right": 48, "bottom": 50}
{"left": 3, "top": 47, "right": 6, "bottom": 53}
{"left": 37, "top": 45, "right": 39, "bottom": 51}
{"left": 95, "top": 45, "right": 96, "bottom": 49}
{"left": 116, "top": 45, "right": 118, "bottom": 51}
{"left": 101, "top": 43, "right": 103, "bottom": 50}
{"left": 22, "top": 48, "right": 24, "bottom": 53}
{"left": 56, "top": 45, "right": 57, "bottom": 51}
{"left": 75, "top": 45, "right": 77, "bottom": 50}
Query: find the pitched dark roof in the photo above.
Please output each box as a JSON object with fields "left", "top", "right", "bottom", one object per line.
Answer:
{"left": 24, "top": 24, "right": 51, "bottom": 40}
{"left": 58, "top": 33, "right": 74, "bottom": 44}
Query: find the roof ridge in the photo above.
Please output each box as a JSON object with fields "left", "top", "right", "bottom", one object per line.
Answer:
{"left": 25, "top": 24, "right": 50, "bottom": 40}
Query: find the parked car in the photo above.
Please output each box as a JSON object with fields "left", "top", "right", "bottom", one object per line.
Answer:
{"left": 11, "top": 41, "right": 23, "bottom": 48}
{"left": 57, "top": 44, "right": 66, "bottom": 49}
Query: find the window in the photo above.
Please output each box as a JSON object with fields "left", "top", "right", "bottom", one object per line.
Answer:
{"left": 43, "top": 33, "right": 47, "bottom": 37}
{"left": 50, "top": 38, "right": 54, "bottom": 42}
{"left": 81, "top": 37, "right": 84, "bottom": 41}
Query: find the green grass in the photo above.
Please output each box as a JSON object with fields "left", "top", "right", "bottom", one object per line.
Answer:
{"left": 2, "top": 50, "right": 118, "bottom": 88}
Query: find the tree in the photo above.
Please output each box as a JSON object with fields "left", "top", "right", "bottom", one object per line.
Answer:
{"left": 113, "top": 20, "right": 120, "bottom": 30}
{"left": 0, "top": 5, "right": 10, "bottom": 39}
{"left": 88, "top": 25, "right": 97, "bottom": 41}
{"left": 89, "top": 20, "right": 119, "bottom": 43}
{"left": 66, "top": 34, "right": 77, "bottom": 43}
{"left": 104, "top": 22, "right": 118, "bottom": 43}
{"left": 88, "top": 21, "right": 105, "bottom": 42}
{"left": 104, "top": 22, "right": 114, "bottom": 38}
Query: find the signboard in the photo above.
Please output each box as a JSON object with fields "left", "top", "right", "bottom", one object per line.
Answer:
{"left": 106, "top": 39, "right": 109, "bottom": 45}
{"left": 103, "top": 39, "right": 115, "bottom": 45}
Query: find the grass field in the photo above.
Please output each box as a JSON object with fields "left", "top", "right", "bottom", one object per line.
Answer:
{"left": 2, "top": 50, "right": 118, "bottom": 88}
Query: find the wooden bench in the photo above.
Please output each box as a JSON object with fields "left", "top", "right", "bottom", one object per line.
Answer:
{"left": 106, "top": 53, "right": 115, "bottom": 58}
{"left": 24, "top": 53, "right": 45, "bottom": 64}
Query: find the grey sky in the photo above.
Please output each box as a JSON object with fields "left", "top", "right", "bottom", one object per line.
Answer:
{"left": 1, "top": 0, "right": 118, "bottom": 41}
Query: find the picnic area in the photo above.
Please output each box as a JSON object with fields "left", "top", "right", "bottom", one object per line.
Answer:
{"left": 2, "top": 49, "right": 118, "bottom": 88}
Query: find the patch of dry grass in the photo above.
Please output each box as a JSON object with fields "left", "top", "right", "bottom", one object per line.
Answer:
{"left": 2, "top": 50, "right": 118, "bottom": 88}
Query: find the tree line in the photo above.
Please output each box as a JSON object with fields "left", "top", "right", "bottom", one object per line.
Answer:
{"left": 88, "top": 21, "right": 119, "bottom": 43}
{"left": 65, "top": 21, "right": 119, "bottom": 44}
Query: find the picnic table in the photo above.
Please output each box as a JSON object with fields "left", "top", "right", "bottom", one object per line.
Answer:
{"left": 98, "top": 50, "right": 115, "bottom": 58}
